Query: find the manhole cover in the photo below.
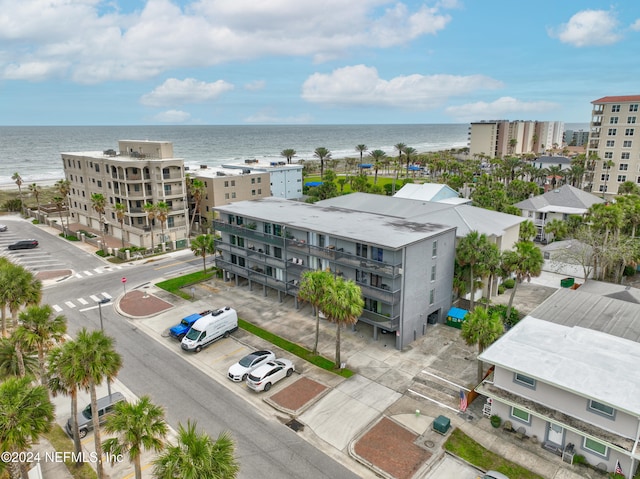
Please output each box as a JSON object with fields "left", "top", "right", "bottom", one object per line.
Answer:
{"left": 286, "top": 419, "right": 304, "bottom": 432}
{"left": 424, "top": 440, "right": 435, "bottom": 448}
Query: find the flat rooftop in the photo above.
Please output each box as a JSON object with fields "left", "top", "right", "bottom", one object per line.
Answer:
{"left": 479, "top": 316, "right": 640, "bottom": 416}
{"left": 191, "top": 166, "right": 266, "bottom": 178}
{"left": 215, "top": 197, "right": 455, "bottom": 249}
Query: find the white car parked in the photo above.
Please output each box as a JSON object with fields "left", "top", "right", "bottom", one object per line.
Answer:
{"left": 246, "top": 359, "right": 295, "bottom": 392}
{"left": 227, "top": 350, "right": 276, "bottom": 382}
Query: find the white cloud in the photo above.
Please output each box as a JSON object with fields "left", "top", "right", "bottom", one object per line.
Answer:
{"left": 140, "top": 78, "right": 234, "bottom": 107}
{"left": 152, "top": 110, "right": 192, "bottom": 123}
{"left": 445, "top": 97, "right": 558, "bottom": 122}
{"left": 244, "top": 80, "right": 265, "bottom": 91}
{"left": 301, "top": 65, "right": 502, "bottom": 108}
{"left": 631, "top": 19, "right": 640, "bottom": 31}
{"left": 3, "top": 61, "right": 67, "bottom": 81}
{"left": 551, "top": 10, "right": 622, "bottom": 47}
{"left": 0, "top": 0, "right": 455, "bottom": 83}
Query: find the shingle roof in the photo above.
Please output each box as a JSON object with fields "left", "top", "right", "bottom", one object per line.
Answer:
{"left": 514, "top": 185, "right": 604, "bottom": 213}
{"left": 592, "top": 95, "right": 640, "bottom": 104}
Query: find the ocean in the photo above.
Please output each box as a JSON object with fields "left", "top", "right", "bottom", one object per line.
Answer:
{"left": 0, "top": 123, "right": 588, "bottom": 187}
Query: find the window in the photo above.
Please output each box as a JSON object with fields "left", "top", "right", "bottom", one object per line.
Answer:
{"left": 431, "top": 265, "right": 436, "bottom": 282}
{"left": 274, "top": 247, "right": 282, "bottom": 259}
{"left": 237, "top": 237, "right": 244, "bottom": 248}
{"left": 224, "top": 181, "right": 229, "bottom": 187}
{"left": 599, "top": 185, "right": 608, "bottom": 192}
{"left": 257, "top": 177, "right": 261, "bottom": 183}
{"left": 588, "top": 400, "right": 615, "bottom": 417}
{"left": 620, "top": 163, "right": 629, "bottom": 170}
{"left": 610, "top": 117, "right": 619, "bottom": 124}
{"left": 230, "top": 254, "right": 237, "bottom": 264}
{"left": 622, "top": 153, "right": 630, "bottom": 160}
{"left": 231, "top": 192, "right": 236, "bottom": 199}
{"left": 618, "top": 175, "right": 626, "bottom": 182}
{"left": 97, "top": 180, "right": 102, "bottom": 187}
{"left": 604, "top": 152, "right": 613, "bottom": 159}
{"left": 606, "top": 140, "right": 615, "bottom": 147}
{"left": 514, "top": 373, "right": 536, "bottom": 388}
{"left": 231, "top": 180, "right": 236, "bottom": 187}
{"left": 583, "top": 437, "right": 608, "bottom": 457}
{"left": 356, "top": 243, "right": 368, "bottom": 258}
{"left": 624, "top": 140, "right": 633, "bottom": 147}
{"left": 626, "top": 128, "right": 635, "bottom": 136}
{"left": 238, "top": 257, "right": 245, "bottom": 267}
{"left": 510, "top": 407, "right": 531, "bottom": 424}
{"left": 429, "top": 289, "right": 435, "bottom": 305}
{"left": 608, "top": 128, "right": 617, "bottom": 135}
{"left": 432, "top": 240, "right": 438, "bottom": 257}
{"left": 225, "top": 193, "right": 229, "bottom": 199}
{"left": 628, "top": 117, "right": 637, "bottom": 124}
{"left": 612, "top": 105, "right": 620, "bottom": 112}
{"left": 258, "top": 189, "right": 262, "bottom": 194}
{"left": 167, "top": 217, "right": 174, "bottom": 227}
{"left": 252, "top": 190, "right": 256, "bottom": 196}
{"left": 251, "top": 178, "right": 256, "bottom": 184}
{"left": 637, "top": 176, "right": 640, "bottom": 184}
{"left": 630, "top": 104, "right": 639, "bottom": 112}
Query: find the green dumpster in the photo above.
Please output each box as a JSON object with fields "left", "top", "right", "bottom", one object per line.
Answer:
{"left": 433, "top": 415, "right": 451, "bottom": 435}
{"left": 560, "top": 277, "right": 575, "bottom": 288}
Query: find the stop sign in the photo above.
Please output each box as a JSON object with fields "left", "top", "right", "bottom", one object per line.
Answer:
{"left": 122, "top": 277, "right": 127, "bottom": 283}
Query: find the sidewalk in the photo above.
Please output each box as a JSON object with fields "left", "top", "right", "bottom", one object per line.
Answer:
{"left": 116, "top": 276, "right": 591, "bottom": 479}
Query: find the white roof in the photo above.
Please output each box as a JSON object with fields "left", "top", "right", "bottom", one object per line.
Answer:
{"left": 479, "top": 316, "right": 640, "bottom": 416}
{"left": 394, "top": 183, "right": 459, "bottom": 201}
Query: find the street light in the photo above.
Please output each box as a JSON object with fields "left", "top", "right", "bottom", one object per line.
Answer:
{"left": 97, "top": 298, "right": 112, "bottom": 398}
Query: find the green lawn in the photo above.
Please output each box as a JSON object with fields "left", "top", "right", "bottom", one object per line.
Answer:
{"left": 443, "top": 428, "right": 544, "bottom": 479}
{"left": 304, "top": 173, "right": 420, "bottom": 194}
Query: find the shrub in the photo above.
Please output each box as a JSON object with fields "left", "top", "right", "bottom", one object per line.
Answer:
{"left": 502, "top": 278, "right": 516, "bottom": 289}
{"left": 3, "top": 199, "right": 23, "bottom": 212}
{"left": 497, "top": 285, "right": 505, "bottom": 295}
{"left": 572, "top": 454, "right": 587, "bottom": 465}
{"left": 31, "top": 219, "right": 40, "bottom": 225}
{"left": 488, "top": 304, "right": 520, "bottom": 328}
{"left": 490, "top": 415, "right": 502, "bottom": 428}
{"left": 623, "top": 265, "right": 636, "bottom": 277}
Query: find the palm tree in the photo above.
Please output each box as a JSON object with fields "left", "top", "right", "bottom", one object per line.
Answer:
{"left": 153, "top": 420, "right": 239, "bottom": 479}
{"left": 0, "top": 336, "right": 38, "bottom": 378}
{"left": 460, "top": 307, "right": 504, "bottom": 383}
{"left": 55, "top": 178, "right": 72, "bottom": 232}
{"left": 48, "top": 340, "right": 85, "bottom": 461}
{"left": 53, "top": 195, "right": 67, "bottom": 236}
{"left": 508, "top": 138, "right": 518, "bottom": 155}
{"left": 0, "top": 263, "right": 42, "bottom": 335}
{"left": 518, "top": 220, "right": 537, "bottom": 242}
{"left": 355, "top": 144, "right": 368, "bottom": 172}
{"left": 103, "top": 396, "right": 168, "bottom": 479}
{"left": 188, "top": 179, "right": 206, "bottom": 236}
{"left": 368, "top": 150, "right": 386, "bottom": 185}
{"left": 74, "top": 328, "right": 123, "bottom": 479}
{"left": 91, "top": 193, "right": 107, "bottom": 253}
{"left": 298, "top": 270, "right": 333, "bottom": 354}
{"left": 456, "top": 231, "right": 491, "bottom": 311}
{"left": 314, "top": 147, "right": 332, "bottom": 179}
{"left": 11, "top": 172, "right": 23, "bottom": 212}
{"left": 114, "top": 202, "right": 127, "bottom": 248}
{"left": 602, "top": 159, "right": 615, "bottom": 198}
{"left": 29, "top": 182, "right": 42, "bottom": 219}
{"left": 280, "top": 148, "right": 296, "bottom": 164}
{"left": 13, "top": 305, "right": 66, "bottom": 390}
{"left": 502, "top": 241, "right": 544, "bottom": 320}
{"left": 403, "top": 146, "right": 417, "bottom": 177}
{"left": 394, "top": 143, "right": 406, "bottom": 176}
{"left": 144, "top": 202, "right": 158, "bottom": 252}
{"left": 545, "top": 165, "right": 563, "bottom": 189}
{"left": 190, "top": 234, "right": 215, "bottom": 273}
{"left": 0, "top": 376, "right": 54, "bottom": 479}
{"left": 156, "top": 201, "right": 169, "bottom": 248}
{"left": 320, "top": 276, "right": 363, "bottom": 369}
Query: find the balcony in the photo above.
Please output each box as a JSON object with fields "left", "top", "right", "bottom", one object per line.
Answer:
{"left": 286, "top": 239, "right": 337, "bottom": 260}
{"left": 334, "top": 251, "right": 402, "bottom": 277}
{"left": 360, "top": 309, "right": 399, "bottom": 331}
{"left": 216, "top": 242, "right": 248, "bottom": 257}
{"left": 245, "top": 247, "right": 285, "bottom": 268}
{"left": 357, "top": 281, "right": 401, "bottom": 304}
{"left": 214, "top": 220, "right": 284, "bottom": 246}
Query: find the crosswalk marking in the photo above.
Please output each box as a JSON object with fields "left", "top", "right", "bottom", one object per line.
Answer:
{"left": 52, "top": 305, "right": 63, "bottom": 312}
{"left": 89, "top": 295, "right": 100, "bottom": 302}
{"left": 102, "top": 292, "right": 112, "bottom": 299}
{"left": 65, "top": 301, "right": 76, "bottom": 308}
{"left": 83, "top": 270, "right": 93, "bottom": 276}
{"left": 53, "top": 292, "right": 116, "bottom": 313}
{"left": 77, "top": 298, "right": 88, "bottom": 305}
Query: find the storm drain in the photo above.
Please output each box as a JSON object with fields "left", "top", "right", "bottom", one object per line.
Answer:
{"left": 286, "top": 419, "right": 304, "bottom": 432}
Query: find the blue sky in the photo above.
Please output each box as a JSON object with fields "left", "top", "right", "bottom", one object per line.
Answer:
{"left": 1, "top": 0, "right": 639, "bottom": 126}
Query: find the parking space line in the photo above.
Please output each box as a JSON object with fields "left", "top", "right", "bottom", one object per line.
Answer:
{"left": 407, "top": 389, "right": 459, "bottom": 413}
{"left": 421, "top": 370, "right": 470, "bottom": 392}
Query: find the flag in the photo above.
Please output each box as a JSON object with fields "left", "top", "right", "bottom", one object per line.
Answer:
{"left": 459, "top": 390, "right": 468, "bottom": 412}
{"left": 615, "top": 460, "right": 623, "bottom": 475}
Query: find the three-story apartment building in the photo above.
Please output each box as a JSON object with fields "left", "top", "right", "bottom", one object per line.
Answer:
{"left": 213, "top": 197, "right": 457, "bottom": 350}
{"left": 477, "top": 316, "right": 640, "bottom": 477}
{"left": 61, "top": 140, "right": 189, "bottom": 248}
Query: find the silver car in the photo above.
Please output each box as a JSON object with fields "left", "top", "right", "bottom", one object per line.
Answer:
{"left": 65, "top": 392, "right": 125, "bottom": 438}
{"left": 479, "top": 471, "right": 510, "bottom": 479}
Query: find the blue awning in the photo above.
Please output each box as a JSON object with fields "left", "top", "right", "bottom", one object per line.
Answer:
{"left": 447, "top": 307, "right": 468, "bottom": 320}
{"left": 305, "top": 181, "right": 323, "bottom": 187}
{"left": 408, "top": 165, "right": 421, "bottom": 171}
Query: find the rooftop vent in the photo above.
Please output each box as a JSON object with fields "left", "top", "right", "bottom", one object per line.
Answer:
{"left": 216, "top": 171, "right": 226, "bottom": 176}
{"left": 103, "top": 149, "right": 117, "bottom": 156}
{"left": 242, "top": 168, "right": 251, "bottom": 174}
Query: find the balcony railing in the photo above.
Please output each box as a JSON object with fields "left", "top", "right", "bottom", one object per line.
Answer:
{"left": 360, "top": 309, "right": 399, "bottom": 331}
{"left": 357, "top": 281, "right": 401, "bottom": 304}
{"left": 214, "top": 220, "right": 284, "bottom": 246}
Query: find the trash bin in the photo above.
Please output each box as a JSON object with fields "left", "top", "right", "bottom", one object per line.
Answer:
{"left": 560, "top": 278, "right": 575, "bottom": 288}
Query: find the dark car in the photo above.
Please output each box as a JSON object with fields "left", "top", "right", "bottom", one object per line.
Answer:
{"left": 8, "top": 240, "right": 38, "bottom": 250}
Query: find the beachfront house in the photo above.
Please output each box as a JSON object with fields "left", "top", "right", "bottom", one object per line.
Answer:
{"left": 61, "top": 140, "right": 189, "bottom": 249}
{"left": 213, "top": 197, "right": 457, "bottom": 350}
{"left": 476, "top": 316, "right": 640, "bottom": 477}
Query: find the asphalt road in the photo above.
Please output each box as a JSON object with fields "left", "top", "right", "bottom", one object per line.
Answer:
{"left": 43, "top": 250, "right": 359, "bottom": 479}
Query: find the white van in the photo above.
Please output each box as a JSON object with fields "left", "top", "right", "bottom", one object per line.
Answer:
{"left": 181, "top": 307, "right": 238, "bottom": 353}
